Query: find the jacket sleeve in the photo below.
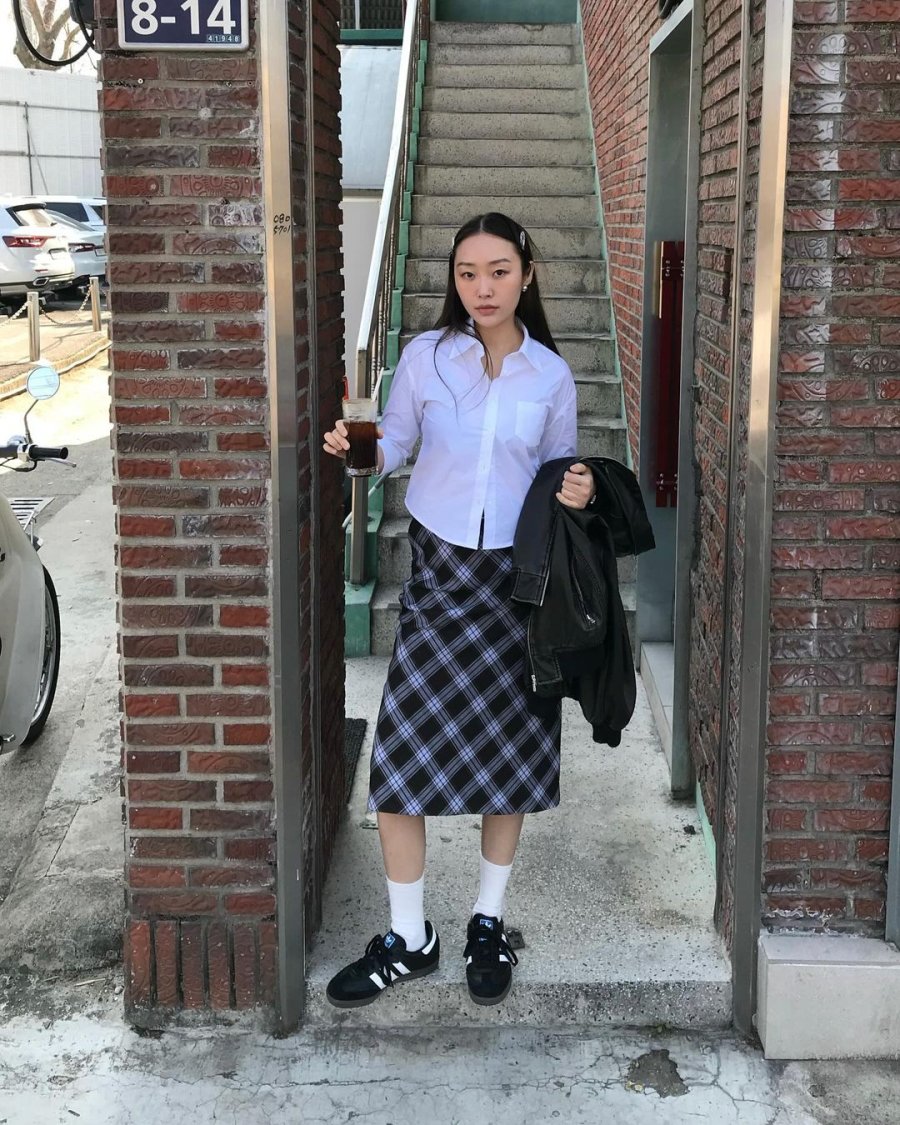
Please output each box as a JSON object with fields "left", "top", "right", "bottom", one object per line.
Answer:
{"left": 539, "top": 368, "right": 578, "bottom": 464}
{"left": 377, "top": 344, "right": 423, "bottom": 477}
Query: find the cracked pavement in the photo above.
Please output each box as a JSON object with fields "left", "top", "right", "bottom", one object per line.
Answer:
{"left": 0, "top": 976, "right": 898, "bottom": 1124}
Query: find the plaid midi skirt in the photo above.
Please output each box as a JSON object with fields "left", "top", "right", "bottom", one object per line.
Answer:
{"left": 368, "top": 517, "right": 562, "bottom": 816}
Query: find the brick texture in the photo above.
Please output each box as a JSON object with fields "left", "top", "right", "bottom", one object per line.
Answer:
{"left": 581, "top": 0, "right": 659, "bottom": 468}
{"left": 764, "top": 0, "right": 900, "bottom": 935}
{"left": 101, "top": 0, "right": 347, "bottom": 1016}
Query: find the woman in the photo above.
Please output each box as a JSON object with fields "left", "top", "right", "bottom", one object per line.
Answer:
{"left": 322, "top": 212, "right": 595, "bottom": 1008}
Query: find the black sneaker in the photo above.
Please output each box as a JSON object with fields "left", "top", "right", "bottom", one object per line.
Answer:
{"left": 464, "top": 913, "right": 519, "bottom": 1006}
{"left": 325, "top": 922, "right": 440, "bottom": 1008}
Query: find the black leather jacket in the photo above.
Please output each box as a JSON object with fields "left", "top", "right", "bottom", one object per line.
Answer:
{"left": 511, "top": 457, "right": 655, "bottom": 746}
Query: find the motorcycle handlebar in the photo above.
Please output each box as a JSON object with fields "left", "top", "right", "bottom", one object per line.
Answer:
{"left": 30, "top": 445, "right": 69, "bottom": 461}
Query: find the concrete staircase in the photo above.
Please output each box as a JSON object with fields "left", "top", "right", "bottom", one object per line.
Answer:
{"left": 373, "top": 20, "right": 632, "bottom": 655}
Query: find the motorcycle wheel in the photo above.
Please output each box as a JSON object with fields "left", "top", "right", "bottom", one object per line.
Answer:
{"left": 23, "top": 568, "right": 61, "bottom": 746}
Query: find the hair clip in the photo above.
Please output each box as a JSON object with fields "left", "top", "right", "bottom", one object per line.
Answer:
{"left": 519, "top": 230, "right": 527, "bottom": 250}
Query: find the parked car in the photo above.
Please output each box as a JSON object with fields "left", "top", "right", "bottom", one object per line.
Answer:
{"left": 36, "top": 196, "right": 106, "bottom": 231}
{"left": 45, "top": 211, "right": 107, "bottom": 291}
{"left": 0, "top": 198, "right": 75, "bottom": 304}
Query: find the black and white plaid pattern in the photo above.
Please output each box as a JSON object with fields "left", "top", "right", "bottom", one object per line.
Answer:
{"left": 368, "top": 518, "right": 562, "bottom": 816}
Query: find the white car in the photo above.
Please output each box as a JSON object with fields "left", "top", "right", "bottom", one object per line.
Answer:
{"left": 0, "top": 198, "right": 75, "bottom": 301}
{"left": 46, "top": 211, "right": 107, "bottom": 290}
{"left": 37, "top": 195, "right": 106, "bottom": 232}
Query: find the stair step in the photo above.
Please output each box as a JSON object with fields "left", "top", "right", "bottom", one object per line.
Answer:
{"left": 411, "top": 224, "right": 604, "bottom": 260}
{"left": 416, "top": 164, "right": 595, "bottom": 197}
{"left": 404, "top": 292, "right": 610, "bottom": 333}
{"left": 430, "top": 22, "right": 578, "bottom": 46}
{"left": 430, "top": 43, "right": 575, "bottom": 66}
{"left": 421, "top": 111, "right": 588, "bottom": 140}
{"left": 427, "top": 62, "right": 582, "bottom": 89}
{"left": 423, "top": 86, "right": 586, "bottom": 115}
{"left": 412, "top": 193, "right": 597, "bottom": 226}
{"left": 575, "top": 372, "right": 622, "bottom": 415}
{"left": 406, "top": 257, "right": 606, "bottom": 295}
{"left": 400, "top": 330, "right": 615, "bottom": 374}
{"left": 376, "top": 518, "right": 638, "bottom": 590}
{"left": 419, "top": 135, "right": 592, "bottom": 167}
{"left": 577, "top": 418, "right": 628, "bottom": 461}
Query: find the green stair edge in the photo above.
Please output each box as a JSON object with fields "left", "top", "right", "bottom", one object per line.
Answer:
{"left": 345, "top": 38, "right": 428, "bottom": 658}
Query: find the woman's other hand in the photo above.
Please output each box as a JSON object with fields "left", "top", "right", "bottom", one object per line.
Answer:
{"left": 556, "top": 462, "right": 595, "bottom": 510}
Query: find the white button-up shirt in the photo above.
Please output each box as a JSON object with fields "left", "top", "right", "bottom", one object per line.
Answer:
{"left": 378, "top": 319, "right": 578, "bottom": 548}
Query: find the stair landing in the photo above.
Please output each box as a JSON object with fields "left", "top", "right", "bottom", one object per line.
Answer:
{"left": 304, "top": 658, "right": 732, "bottom": 1028}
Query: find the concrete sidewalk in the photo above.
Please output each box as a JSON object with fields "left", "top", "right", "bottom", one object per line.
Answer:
{"left": 0, "top": 981, "right": 897, "bottom": 1124}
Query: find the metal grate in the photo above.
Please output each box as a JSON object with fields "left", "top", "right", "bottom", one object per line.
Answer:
{"left": 8, "top": 498, "right": 52, "bottom": 533}
{"left": 341, "top": 0, "right": 404, "bottom": 28}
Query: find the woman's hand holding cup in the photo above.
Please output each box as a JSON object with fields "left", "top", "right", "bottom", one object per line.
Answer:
{"left": 323, "top": 415, "right": 384, "bottom": 475}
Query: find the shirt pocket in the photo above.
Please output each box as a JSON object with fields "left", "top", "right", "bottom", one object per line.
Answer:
{"left": 514, "top": 401, "right": 548, "bottom": 448}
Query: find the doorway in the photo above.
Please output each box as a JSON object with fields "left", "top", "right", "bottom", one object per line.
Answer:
{"left": 637, "top": 1, "right": 702, "bottom": 815}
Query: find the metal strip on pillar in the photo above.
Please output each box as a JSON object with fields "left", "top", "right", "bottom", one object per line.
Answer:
{"left": 731, "top": 0, "right": 794, "bottom": 1038}
{"left": 260, "top": 0, "right": 306, "bottom": 1031}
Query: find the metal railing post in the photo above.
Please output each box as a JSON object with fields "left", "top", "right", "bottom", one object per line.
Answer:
{"left": 89, "top": 276, "right": 102, "bottom": 332}
{"left": 347, "top": 0, "right": 422, "bottom": 588}
{"left": 27, "top": 292, "right": 40, "bottom": 360}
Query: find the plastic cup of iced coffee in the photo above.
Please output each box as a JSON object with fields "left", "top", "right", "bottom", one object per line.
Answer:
{"left": 342, "top": 398, "right": 378, "bottom": 477}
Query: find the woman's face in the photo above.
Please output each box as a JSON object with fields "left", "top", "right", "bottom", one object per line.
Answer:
{"left": 453, "top": 231, "right": 534, "bottom": 332}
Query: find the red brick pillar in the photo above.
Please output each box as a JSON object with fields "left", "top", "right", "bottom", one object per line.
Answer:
{"left": 763, "top": 0, "right": 900, "bottom": 934}
{"left": 97, "top": 0, "right": 345, "bottom": 1019}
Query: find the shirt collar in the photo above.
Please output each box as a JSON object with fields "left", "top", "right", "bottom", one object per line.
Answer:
{"left": 447, "top": 316, "right": 541, "bottom": 372}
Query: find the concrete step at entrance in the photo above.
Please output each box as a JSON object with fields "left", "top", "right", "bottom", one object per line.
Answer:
{"left": 416, "top": 164, "right": 595, "bottom": 197}
{"left": 407, "top": 257, "right": 606, "bottom": 295}
{"left": 421, "top": 111, "right": 588, "bottom": 140}
{"left": 307, "top": 656, "right": 731, "bottom": 1028}
{"left": 431, "top": 43, "right": 575, "bottom": 66}
{"left": 413, "top": 192, "right": 597, "bottom": 226}
{"left": 430, "top": 22, "right": 577, "bottom": 46}
{"left": 399, "top": 331, "right": 615, "bottom": 374}
{"left": 419, "top": 135, "right": 593, "bottom": 166}
{"left": 424, "top": 86, "right": 586, "bottom": 115}
{"left": 410, "top": 224, "right": 604, "bottom": 260}
{"left": 404, "top": 293, "right": 610, "bottom": 334}
{"left": 427, "top": 62, "right": 582, "bottom": 89}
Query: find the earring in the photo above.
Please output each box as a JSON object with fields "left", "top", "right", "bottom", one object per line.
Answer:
{"left": 522, "top": 285, "right": 528, "bottom": 292}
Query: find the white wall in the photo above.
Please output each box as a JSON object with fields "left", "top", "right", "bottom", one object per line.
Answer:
{"left": 341, "top": 193, "right": 382, "bottom": 388}
{"left": 0, "top": 66, "right": 101, "bottom": 198}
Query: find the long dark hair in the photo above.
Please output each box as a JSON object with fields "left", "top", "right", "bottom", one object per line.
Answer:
{"left": 433, "top": 212, "right": 560, "bottom": 381}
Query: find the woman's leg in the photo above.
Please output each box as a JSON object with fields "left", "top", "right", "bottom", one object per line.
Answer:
{"left": 480, "top": 812, "right": 524, "bottom": 866}
{"left": 377, "top": 811, "right": 426, "bottom": 880}
{"left": 474, "top": 813, "right": 524, "bottom": 919}
{"left": 378, "top": 811, "right": 427, "bottom": 950}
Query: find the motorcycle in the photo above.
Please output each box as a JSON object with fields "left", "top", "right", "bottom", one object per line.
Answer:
{"left": 0, "top": 362, "right": 72, "bottom": 750}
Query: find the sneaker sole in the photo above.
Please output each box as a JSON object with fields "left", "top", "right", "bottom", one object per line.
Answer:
{"left": 326, "top": 961, "right": 439, "bottom": 1009}
{"left": 467, "top": 976, "right": 513, "bottom": 1006}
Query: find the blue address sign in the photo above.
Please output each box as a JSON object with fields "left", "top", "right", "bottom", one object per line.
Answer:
{"left": 117, "top": 0, "right": 250, "bottom": 51}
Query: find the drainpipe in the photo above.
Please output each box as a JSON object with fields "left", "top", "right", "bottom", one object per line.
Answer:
{"left": 730, "top": 0, "right": 794, "bottom": 1038}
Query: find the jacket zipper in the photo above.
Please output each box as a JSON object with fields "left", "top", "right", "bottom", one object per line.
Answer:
{"left": 527, "top": 612, "right": 537, "bottom": 692}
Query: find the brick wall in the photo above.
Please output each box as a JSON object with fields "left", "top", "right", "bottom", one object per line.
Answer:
{"left": 764, "top": 0, "right": 900, "bottom": 934}
{"left": 99, "top": 0, "right": 346, "bottom": 1017}
{"left": 581, "top": 0, "right": 659, "bottom": 469}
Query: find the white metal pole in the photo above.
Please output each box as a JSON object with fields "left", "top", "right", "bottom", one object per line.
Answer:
{"left": 89, "top": 276, "right": 102, "bottom": 332}
{"left": 27, "top": 292, "right": 40, "bottom": 361}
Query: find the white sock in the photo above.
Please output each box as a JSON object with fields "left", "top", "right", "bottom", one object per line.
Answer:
{"left": 472, "top": 854, "right": 513, "bottom": 921}
{"left": 386, "top": 874, "right": 426, "bottom": 951}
